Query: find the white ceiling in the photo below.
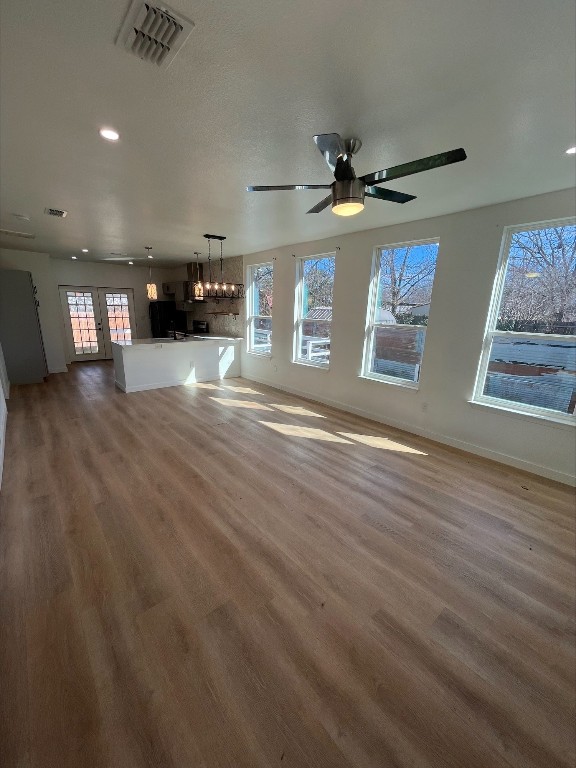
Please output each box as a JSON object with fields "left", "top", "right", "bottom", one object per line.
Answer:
{"left": 1, "top": 0, "right": 574, "bottom": 266}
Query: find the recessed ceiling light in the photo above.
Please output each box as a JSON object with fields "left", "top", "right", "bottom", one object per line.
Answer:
{"left": 566, "top": 146, "right": 576, "bottom": 155}
{"left": 71, "top": 256, "right": 78, "bottom": 260}
{"left": 128, "top": 261, "right": 134, "bottom": 265}
{"left": 81, "top": 248, "right": 89, "bottom": 253}
{"left": 99, "top": 128, "right": 120, "bottom": 142}
{"left": 148, "top": 255, "right": 154, "bottom": 259}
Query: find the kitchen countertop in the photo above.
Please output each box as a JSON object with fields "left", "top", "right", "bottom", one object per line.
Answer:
{"left": 111, "top": 335, "right": 242, "bottom": 392}
{"left": 114, "top": 335, "right": 243, "bottom": 347}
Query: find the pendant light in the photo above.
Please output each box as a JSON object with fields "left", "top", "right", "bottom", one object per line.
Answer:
{"left": 205, "top": 237, "right": 213, "bottom": 291}
{"left": 145, "top": 247, "right": 158, "bottom": 300}
{"left": 193, "top": 251, "right": 204, "bottom": 300}
{"left": 200, "top": 234, "right": 245, "bottom": 300}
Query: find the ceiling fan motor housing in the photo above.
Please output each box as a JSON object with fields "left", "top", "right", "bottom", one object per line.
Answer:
{"left": 332, "top": 179, "right": 365, "bottom": 207}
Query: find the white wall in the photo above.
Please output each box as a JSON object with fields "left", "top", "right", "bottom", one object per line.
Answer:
{"left": 0, "top": 249, "right": 68, "bottom": 372}
{"left": 242, "top": 188, "right": 576, "bottom": 485}
{"left": 0, "top": 249, "right": 182, "bottom": 369}
{"left": 50, "top": 259, "right": 167, "bottom": 361}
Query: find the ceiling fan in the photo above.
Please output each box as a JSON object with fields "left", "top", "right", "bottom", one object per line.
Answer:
{"left": 247, "top": 134, "right": 466, "bottom": 216}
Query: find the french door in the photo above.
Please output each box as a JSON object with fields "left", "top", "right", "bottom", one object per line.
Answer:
{"left": 59, "top": 286, "right": 136, "bottom": 362}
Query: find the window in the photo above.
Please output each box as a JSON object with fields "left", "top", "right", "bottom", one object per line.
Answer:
{"left": 474, "top": 220, "right": 576, "bottom": 420}
{"left": 247, "top": 262, "right": 273, "bottom": 355}
{"left": 363, "top": 239, "right": 440, "bottom": 385}
{"left": 294, "top": 253, "right": 336, "bottom": 367}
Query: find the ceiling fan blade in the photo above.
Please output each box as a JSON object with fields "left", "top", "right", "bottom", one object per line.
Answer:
{"left": 361, "top": 148, "right": 467, "bottom": 186}
{"left": 306, "top": 194, "right": 332, "bottom": 214}
{"left": 313, "top": 133, "right": 345, "bottom": 173}
{"left": 365, "top": 186, "right": 416, "bottom": 204}
{"left": 247, "top": 184, "right": 332, "bottom": 191}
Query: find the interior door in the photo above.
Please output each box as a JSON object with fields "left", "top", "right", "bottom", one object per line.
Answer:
{"left": 60, "top": 286, "right": 136, "bottom": 362}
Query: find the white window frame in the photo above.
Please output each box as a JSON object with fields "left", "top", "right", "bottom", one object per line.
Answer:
{"left": 246, "top": 261, "right": 273, "bottom": 357}
{"left": 293, "top": 252, "right": 335, "bottom": 369}
{"left": 472, "top": 217, "right": 576, "bottom": 425}
{"left": 361, "top": 237, "right": 440, "bottom": 389}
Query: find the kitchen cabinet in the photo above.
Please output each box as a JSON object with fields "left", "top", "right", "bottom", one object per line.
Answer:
{"left": 111, "top": 335, "right": 241, "bottom": 392}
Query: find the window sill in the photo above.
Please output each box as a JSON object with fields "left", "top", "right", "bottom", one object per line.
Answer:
{"left": 359, "top": 372, "right": 419, "bottom": 390}
{"left": 469, "top": 397, "right": 576, "bottom": 428}
{"left": 247, "top": 350, "right": 272, "bottom": 359}
{"left": 292, "top": 359, "right": 330, "bottom": 371}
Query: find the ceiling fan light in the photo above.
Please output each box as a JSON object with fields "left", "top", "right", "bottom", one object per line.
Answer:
{"left": 331, "top": 179, "right": 365, "bottom": 217}
{"left": 332, "top": 201, "right": 364, "bottom": 216}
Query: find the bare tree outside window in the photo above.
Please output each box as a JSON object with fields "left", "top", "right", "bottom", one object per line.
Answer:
{"left": 248, "top": 262, "right": 273, "bottom": 355}
{"left": 295, "top": 254, "right": 336, "bottom": 367}
{"left": 497, "top": 225, "right": 576, "bottom": 334}
{"left": 253, "top": 264, "right": 273, "bottom": 316}
{"left": 302, "top": 256, "right": 335, "bottom": 312}
{"left": 364, "top": 241, "right": 440, "bottom": 384}
{"left": 378, "top": 242, "right": 439, "bottom": 323}
{"left": 475, "top": 221, "right": 576, "bottom": 418}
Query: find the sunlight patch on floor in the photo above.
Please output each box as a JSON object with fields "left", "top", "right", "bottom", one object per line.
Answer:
{"left": 259, "top": 422, "right": 353, "bottom": 443}
{"left": 211, "top": 398, "right": 274, "bottom": 411}
{"left": 220, "top": 385, "right": 263, "bottom": 395}
{"left": 268, "top": 404, "right": 326, "bottom": 418}
{"left": 188, "top": 382, "right": 222, "bottom": 389}
{"left": 337, "top": 432, "right": 427, "bottom": 454}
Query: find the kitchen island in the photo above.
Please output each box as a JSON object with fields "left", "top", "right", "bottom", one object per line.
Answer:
{"left": 112, "top": 336, "right": 242, "bottom": 393}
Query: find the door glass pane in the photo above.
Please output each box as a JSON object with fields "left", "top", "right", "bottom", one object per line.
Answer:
{"left": 104, "top": 293, "right": 132, "bottom": 345}
{"left": 67, "top": 291, "right": 99, "bottom": 354}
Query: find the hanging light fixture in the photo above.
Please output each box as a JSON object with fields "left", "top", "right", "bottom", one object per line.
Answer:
{"left": 145, "top": 247, "right": 158, "bottom": 300}
{"left": 193, "top": 251, "right": 204, "bottom": 300}
{"left": 199, "top": 234, "right": 244, "bottom": 300}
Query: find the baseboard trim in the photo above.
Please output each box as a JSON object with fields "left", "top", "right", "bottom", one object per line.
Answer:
{"left": 0, "top": 400, "right": 6, "bottom": 489}
{"left": 115, "top": 374, "right": 233, "bottom": 393}
{"left": 243, "top": 373, "right": 575, "bottom": 486}
{"left": 116, "top": 379, "right": 187, "bottom": 393}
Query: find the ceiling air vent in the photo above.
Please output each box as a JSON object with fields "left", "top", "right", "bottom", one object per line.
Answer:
{"left": 0, "top": 228, "right": 36, "bottom": 239}
{"left": 44, "top": 207, "right": 68, "bottom": 217}
{"left": 116, "top": 1, "right": 194, "bottom": 68}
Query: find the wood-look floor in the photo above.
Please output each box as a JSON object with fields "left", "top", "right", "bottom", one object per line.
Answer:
{"left": 1, "top": 362, "right": 574, "bottom": 768}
